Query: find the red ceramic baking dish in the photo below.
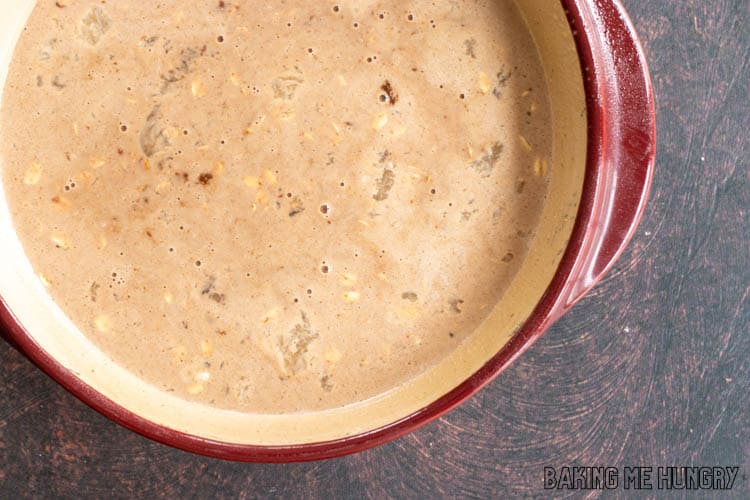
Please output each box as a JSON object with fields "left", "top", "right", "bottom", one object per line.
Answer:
{"left": 0, "top": 0, "right": 654, "bottom": 462}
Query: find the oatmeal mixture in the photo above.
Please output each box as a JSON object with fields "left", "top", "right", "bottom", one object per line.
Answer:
{"left": 1, "top": 0, "right": 552, "bottom": 412}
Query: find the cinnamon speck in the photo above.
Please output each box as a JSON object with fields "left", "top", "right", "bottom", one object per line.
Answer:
{"left": 380, "top": 80, "right": 398, "bottom": 105}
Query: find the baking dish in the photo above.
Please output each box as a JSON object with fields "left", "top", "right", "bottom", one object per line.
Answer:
{"left": 0, "top": 0, "right": 654, "bottom": 462}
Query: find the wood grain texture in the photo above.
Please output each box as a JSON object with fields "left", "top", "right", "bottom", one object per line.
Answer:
{"left": 1, "top": 1, "right": 748, "bottom": 497}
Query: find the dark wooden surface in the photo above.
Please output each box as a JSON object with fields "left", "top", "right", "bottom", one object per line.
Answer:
{"left": 1, "top": 1, "right": 748, "bottom": 498}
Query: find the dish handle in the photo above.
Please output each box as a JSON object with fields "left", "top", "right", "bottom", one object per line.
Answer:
{"left": 551, "top": 0, "right": 656, "bottom": 320}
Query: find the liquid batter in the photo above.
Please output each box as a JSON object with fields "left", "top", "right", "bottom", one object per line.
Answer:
{"left": 1, "top": 0, "right": 552, "bottom": 413}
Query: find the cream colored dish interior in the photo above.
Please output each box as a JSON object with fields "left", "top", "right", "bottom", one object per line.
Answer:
{"left": 0, "top": 0, "right": 585, "bottom": 446}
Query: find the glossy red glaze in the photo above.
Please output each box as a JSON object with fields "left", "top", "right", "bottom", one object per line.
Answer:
{"left": 0, "top": 0, "right": 655, "bottom": 462}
